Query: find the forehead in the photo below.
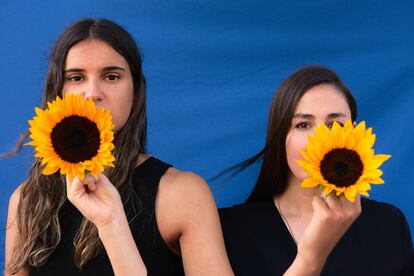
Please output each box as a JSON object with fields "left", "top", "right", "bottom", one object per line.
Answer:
{"left": 65, "top": 39, "right": 129, "bottom": 69}
{"left": 294, "top": 84, "right": 351, "bottom": 118}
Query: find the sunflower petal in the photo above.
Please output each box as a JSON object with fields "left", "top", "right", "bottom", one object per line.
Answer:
{"left": 353, "top": 121, "right": 367, "bottom": 142}
{"left": 356, "top": 181, "right": 371, "bottom": 192}
{"left": 344, "top": 186, "right": 357, "bottom": 203}
{"left": 365, "top": 177, "right": 385, "bottom": 185}
{"left": 42, "top": 165, "right": 60, "bottom": 175}
{"left": 332, "top": 121, "right": 345, "bottom": 148}
{"left": 301, "top": 177, "right": 321, "bottom": 188}
{"left": 363, "top": 169, "right": 383, "bottom": 179}
{"left": 365, "top": 154, "right": 391, "bottom": 170}
{"left": 356, "top": 134, "right": 376, "bottom": 156}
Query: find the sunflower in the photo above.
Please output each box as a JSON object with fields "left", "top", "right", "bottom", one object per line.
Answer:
{"left": 297, "top": 120, "right": 391, "bottom": 202}
{"left": 27, "top": 93, "right": 115, "bottom": 179}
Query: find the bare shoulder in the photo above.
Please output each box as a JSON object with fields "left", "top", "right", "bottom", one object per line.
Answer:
{"left": 156, "top": 168, "right": 217, "bottom": 240}
{"left": 156, "top": 168, "right": 233, "bottom": 274}
{"left": 6, "top": 182, "right": 27, "bottom": 230}
{"left": 8, "top": 183, "right": 25, "bottom": 214}
{"left": 160, "top": 167, "right": 211, "bottom": 198}
{"left": 5, "top": 182, "right": 29, "bottom": 276}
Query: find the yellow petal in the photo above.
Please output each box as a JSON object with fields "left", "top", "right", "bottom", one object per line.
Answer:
{"left": 344, "top": 186, "right": 357, "bottom": 203}
{"left": 343, "top": 120, "right": 356, "bottom": 148}
{"left": 356, "top": 134, "right": 376, "bottom": 156}
{"left": 365, "top": 154, "right": 391, "bottom": 170}
{"left": 353, "top": 121, "right": 367, "bottom": 142}
{"left": 332, "top": 121, "right": 345, "bottom": 148}
{"left": 363, "top": 169, "right": 383, "bottom": 179}
{"left": 356, "top": 181, "right": 371, "bottom": 192}
{"left": 301, "top": 177, "right": 321, "bottom": 188}
{"left": 42, "top": 164, "right": 59, "bottom": 175}
{"left": 365, "top": 177, "right": 385, "bottom": 185}
{"left": 323, "top": 185, "right": 334, "bottom": 195}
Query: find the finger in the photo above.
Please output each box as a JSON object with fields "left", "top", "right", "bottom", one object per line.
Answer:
{"left": 354, "top": 194, "right": 361, "bottom": 206}
{"left": 65, "top": 174, "right": 74, "bottom": 188}
{"left": 66, "top": 174, "right": 81, "bottom": 191}
{"left": 92, "top": 172, "right": 101, "bottom": 182}
{"left": 65, "top": 175, "right": 84, "bottom": 201}
{"left": 324, "top": 193, "right": 343, "bottom": 212}
{"left": 83, "top": 174, "right": 97, "bottom": 192}
{"left": 312, "top": 196, "right": 329, "bottom": 214}
{"left": 95, "top": 172, "right": 121, "bottom": 202}
{"left": 341, "top": 194, "right": 362, "bottom": 215}
{"left": 336, "top": 194, "right": 361, "bottom": 226}
{"left": 340, "top": 193, "right": 360, "bottom": 207}
{"left": 354, "top": 194, "right": 362, "bottom": 214}
{"left": 320, "top": 189, "right": 330, "bottom": 200}
{"left": 96, "top": 172, "right": 106, "bottom": 182}
{"left": 94, "top": 172, "right": 110, "bottom": 190}
{"left": 339, "top": 194, "right": 352, "bottom": 207}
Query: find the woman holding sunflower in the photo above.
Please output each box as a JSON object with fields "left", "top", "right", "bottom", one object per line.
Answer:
{"left": 219, "top": 65, "right": 413, "bottom": 275}
{"left": 4, "top": 18, "right": 235, "bottom": 276}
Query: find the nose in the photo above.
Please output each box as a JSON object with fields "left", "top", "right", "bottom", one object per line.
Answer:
{"left": 82, "top": 79, "right": 104, "bottom": 103}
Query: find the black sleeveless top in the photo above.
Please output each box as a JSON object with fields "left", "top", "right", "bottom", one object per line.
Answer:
{"left": 29, "top": 157, "right": 184, "bottom": 276}
{"left": 220, "top": 198, "right": 414, "bottom": 276}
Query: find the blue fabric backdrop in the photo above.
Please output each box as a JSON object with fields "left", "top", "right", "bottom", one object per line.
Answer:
{"left": 1, "top": 0, "right": 413, "bottom": 271}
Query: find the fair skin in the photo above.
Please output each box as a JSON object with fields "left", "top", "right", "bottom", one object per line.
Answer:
{"left": 281, "top": 84, "right": 361, "bottom": 275}
{"left": 5, "top": 39, "right": 233, "bottom": 275}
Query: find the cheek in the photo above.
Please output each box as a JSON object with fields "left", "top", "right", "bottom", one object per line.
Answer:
{"left": 62, "top": 82, "right": 81, "bottom": 96}
{"left": 111, "top": 85, "right": 134, "bottom": 131}
{"left": 285, "top": 131, "right": 309, "bottom": 179}
{"left": 62, "top": 90, "right": 75, "bottom": 97}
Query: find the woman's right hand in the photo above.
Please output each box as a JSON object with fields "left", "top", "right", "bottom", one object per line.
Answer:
{"left": 66, "top": 173, "right": 147, "bottom": 275}
{"left": 66, "top": 173, "right": 124, "bottom": 228}
{"left": 286, "top": 194, "right": 361, "bottom": 275}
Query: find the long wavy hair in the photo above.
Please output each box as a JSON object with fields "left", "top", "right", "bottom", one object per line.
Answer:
{"left": 8, "top": 18, "right": 147, "bottom": 273}
{"left": 215, "top": 65, "right": 358, "bottom": 202}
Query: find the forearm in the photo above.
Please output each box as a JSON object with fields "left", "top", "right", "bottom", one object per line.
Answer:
{"left": 98, "top": 211, "right": 147, "bottom": 276}
{"left": 283, "top": 253, "right": 326, "bottom": 276}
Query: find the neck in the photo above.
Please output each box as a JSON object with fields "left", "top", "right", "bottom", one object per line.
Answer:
{"left": 276, "top": 174, "right": 320, "bottom": 216}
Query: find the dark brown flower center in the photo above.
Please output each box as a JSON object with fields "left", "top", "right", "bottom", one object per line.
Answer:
{"left": 320, "top": 148, "right": 363, "bottom": 187}
{"left": 51, "top": 115, "right": 100, "bottom": 163}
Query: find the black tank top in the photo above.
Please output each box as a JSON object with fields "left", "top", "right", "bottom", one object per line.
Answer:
{"left": 29, "top": 157, "right": 184, "bottom": 276}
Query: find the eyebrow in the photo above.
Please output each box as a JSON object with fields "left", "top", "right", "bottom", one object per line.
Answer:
{"left": 64, "top": 66, "right": 126, "bottom": 73}
{"left": 293, "top": 113, "right": 348, "bottom": 119}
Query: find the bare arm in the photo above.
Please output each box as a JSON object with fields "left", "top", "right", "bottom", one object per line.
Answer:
{"left": 66, "top": 173, "right": 147, "bottom": 276}
{"left": 97, "top": 211, "right": 146, "bottom": 276}
{"left": 157, "top": 171, "right": 234, "bottom": 276}
{"left": 5, "top": 185, "right": 29, "bottom": 276}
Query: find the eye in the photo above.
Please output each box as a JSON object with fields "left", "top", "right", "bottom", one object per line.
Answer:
{"left": 326, "top": 121, "right": 344, "bottom": 129}
{"left": 295, "top": 122, "right": 311, "bottom": 129}
{"left": 104, "top": 74, "right": 120, "bottom": 81}
{"left": 67, "top": 75, "right": 83, "bottom": 82}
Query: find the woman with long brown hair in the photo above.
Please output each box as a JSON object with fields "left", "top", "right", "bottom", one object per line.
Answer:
{"left": 4, "top": 18, "right": 234, "bottom": 276}
{"left": 219, "top": 65, "right": 413, "bottom": 275}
